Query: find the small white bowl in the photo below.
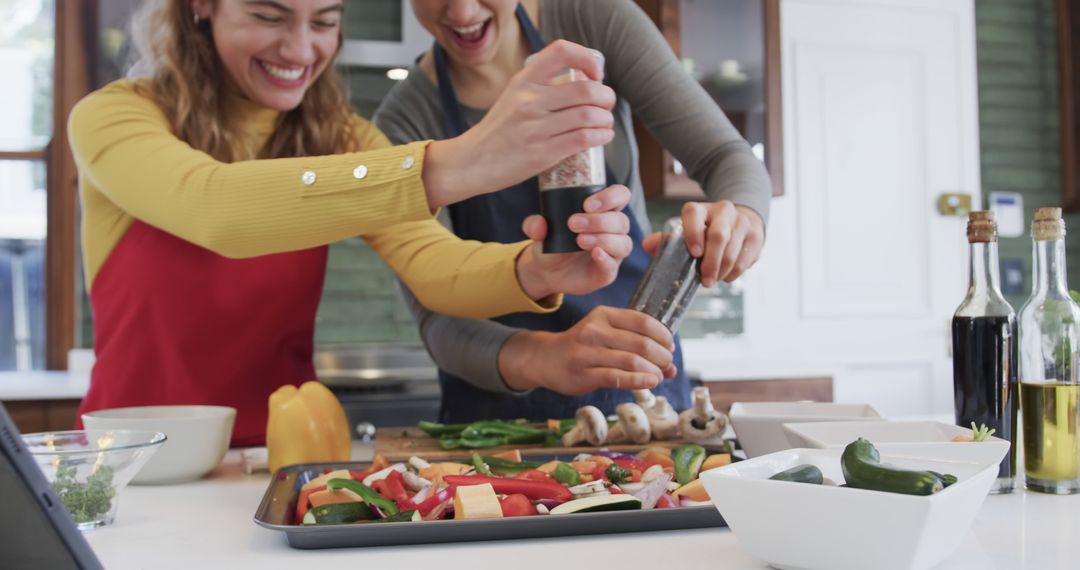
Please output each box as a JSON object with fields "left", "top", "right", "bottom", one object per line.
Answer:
{"left": 782, "top": 421, "right": 1011, "bottom": 466}
{"left": 729, "top": 402, "right": 883, "bottom": 457}
{"left": 700, "top": 448, "right": 996, "bottom": 570}
{"left": 82, "top": 406, "right": 235, "bottom": 485}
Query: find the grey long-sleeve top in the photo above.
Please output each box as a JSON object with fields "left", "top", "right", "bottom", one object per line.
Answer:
{"left": 372, "top": 0, "right": 772, "bottom": 394}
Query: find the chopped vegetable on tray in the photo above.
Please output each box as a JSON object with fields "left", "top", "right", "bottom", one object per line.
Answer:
{"left": 291, "top": 445, "right": 728, "bottom": 526}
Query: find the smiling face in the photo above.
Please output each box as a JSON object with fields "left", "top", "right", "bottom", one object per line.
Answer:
{"left": 193, "top": 0, "right": 343, "bottom": 111}
{"left": 411, "top": 0, "right": 520, "bottom": 68}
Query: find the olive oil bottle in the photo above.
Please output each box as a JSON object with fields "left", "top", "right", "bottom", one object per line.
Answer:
{"left": 1017, "top": 208, "right": 1080, "bottom": 494}
{"left": 952, "top": 211, "right": 1017, "bottom": 494}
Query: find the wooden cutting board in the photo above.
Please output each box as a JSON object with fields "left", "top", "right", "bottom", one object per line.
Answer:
{"left": 373, "top": 427, "right": 723, "bottom": 461}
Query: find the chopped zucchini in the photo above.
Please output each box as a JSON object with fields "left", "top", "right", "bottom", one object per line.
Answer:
{"left": 310, "top": 502, "right": 377, "bottom": 524}
{"left": 549, "top": 494, "right": 642, "bottom": 515}
{"left": 372, "top": 509, "right": 421, "bottom": 523}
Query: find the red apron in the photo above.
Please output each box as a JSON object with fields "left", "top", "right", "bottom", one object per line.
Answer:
{"left": 77, "top": 220, "right": 328, "bottom": 447}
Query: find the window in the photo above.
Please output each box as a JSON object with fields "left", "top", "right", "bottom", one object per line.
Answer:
{"left": 0, "top": 0, "right": 54, "bottom": 370}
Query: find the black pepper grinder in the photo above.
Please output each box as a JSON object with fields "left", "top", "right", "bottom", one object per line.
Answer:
{"left": 535, "top": 58, "right": 607, "bottom": 253}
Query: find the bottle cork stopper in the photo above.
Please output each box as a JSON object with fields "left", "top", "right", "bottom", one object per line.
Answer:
{"left": 1032, "top": 207, "right": 1066, "bottom": 241}
{"left": 966, "top": 211, "right": 997, "bottom": 243}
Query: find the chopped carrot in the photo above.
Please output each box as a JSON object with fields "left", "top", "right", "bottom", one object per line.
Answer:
{"left": 636, "top": 446, "right": 673, "bottom": 459}
{"left": 702, "top": 454, "right": 732, "bottom": 471}
{"left": 571, "top": 461, "right": 600, "bottom": 474}
{"left": 637, "top": 449, "right": 675, "bottom": 468}
{"left": 536, "top": 460, "right": 561, "bottom": 474}
{"left": 493, "top": 449, "right": 523, "bottom": 462}
{"left": 308, "top": 488, "right": 363, "bottom": 508}
{"left": 370, "top": 454, "right": 390, "bottom": 472}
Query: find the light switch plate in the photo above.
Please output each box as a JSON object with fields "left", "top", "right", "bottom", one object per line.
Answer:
{"left": 989, "top": 192, "right": 1025, "bottom": 238}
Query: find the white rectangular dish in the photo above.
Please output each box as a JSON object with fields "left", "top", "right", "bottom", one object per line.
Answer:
{"left": 728, "top": 402, "right": 884, "bottom": 457}
{"left": 782, "top": 420, "right": 1011, "bottom": 466}
{"left": 699, "top": 448, "right": 996, "bottom": 570}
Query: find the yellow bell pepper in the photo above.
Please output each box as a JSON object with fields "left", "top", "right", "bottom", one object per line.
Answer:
{"left": 266, "top": 381, "right": 351, "bottom": 474}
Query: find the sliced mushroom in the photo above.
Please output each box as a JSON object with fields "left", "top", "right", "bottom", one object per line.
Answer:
{"left": 633, "top": 389, "right": 656, "bottom": 410}
{"left": 562, "top": 405, "right": 609, "bottom": 447}
{"left": 678, "top": 386, "right": 727, "bottom": 441}
{"left": 607, "top": 403, "right": 652, "bottom": 444}
{"left": 633, "top": 390, "right": 680, "bottom": 440}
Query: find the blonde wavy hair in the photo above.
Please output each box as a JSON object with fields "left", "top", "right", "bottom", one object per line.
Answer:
{"left": 128, "top": 0, "right": 357, "bottom": 162}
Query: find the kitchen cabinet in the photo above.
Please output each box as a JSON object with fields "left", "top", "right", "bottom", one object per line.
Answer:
{"left": 632, "top": 0, "right": 783, "bottom": 199}
{"left": 702, "top": 377, "right": 832, "bottom": 415}
{"left": 4, "top": 399, "right": 80, "bottom": 433}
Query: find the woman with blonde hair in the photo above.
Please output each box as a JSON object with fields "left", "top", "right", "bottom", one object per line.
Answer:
{"left": 69, "top": 0, "right": 677, "bottom": 445}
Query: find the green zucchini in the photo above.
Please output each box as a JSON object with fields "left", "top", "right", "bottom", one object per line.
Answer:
{"left": 928, "top": 471, "right": 959, "bottom": 488}
{"left": 549, "top": 494, "right": 642, "bottom": 515}
{"left": 841, "top": 438, "right": 946, "bottom": 496}
{"left": 309, "top": 502, "right": 377, "bottom": 524}
{"left": 372, "top": 509, "right": 420, "bottom": 523}
{"left": 768, "top": 464, "right": 824, "bottom": 484}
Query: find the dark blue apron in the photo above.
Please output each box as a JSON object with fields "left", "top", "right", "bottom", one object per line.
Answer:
{"left": 433, "top": 4, "right": 691, "bottom": 422}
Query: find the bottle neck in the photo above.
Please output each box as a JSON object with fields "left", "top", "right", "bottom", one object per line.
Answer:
{"left": 1032, "top": 238, "right": 1070, "bottom": 298}
{"left": 968, "top": 241, "right": 1004, "bottom": 296}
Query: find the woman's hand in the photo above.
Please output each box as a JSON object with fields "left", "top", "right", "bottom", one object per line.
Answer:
{"left": 499, "top": 306, "right": 677, "bottom": 394}
{"left": 516, "top": 185, "right": 633, "bottom": 300}
{"left": 643, "top": 201, "right": 765, "bottom": 287}
{"left": 423, "top": 40, "right": 616, "bottom": 207}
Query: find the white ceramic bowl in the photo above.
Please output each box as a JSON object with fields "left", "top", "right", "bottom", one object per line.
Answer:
{"left": 782, "top": 420, "right": 1011, "bottom": 466}
{"left": 700, "top": 448, "right": 997, "bottom": 570}
{"left": 728, "top": 402, "right": 883, "bottom": 457}
{"left": 82, "top": 406, "right": 235, "bottom": 484}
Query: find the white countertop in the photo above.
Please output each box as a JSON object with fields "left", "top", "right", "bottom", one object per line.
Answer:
{"left": 82, "top": 447, "right": 1079, "bottom": 570}
{"left": 0, "top": 371, "right": 89, "bottom": 401}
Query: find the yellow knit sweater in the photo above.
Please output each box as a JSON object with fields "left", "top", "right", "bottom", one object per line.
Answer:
{"left": 68, "top": 80, "right": 558, "bottom": 318}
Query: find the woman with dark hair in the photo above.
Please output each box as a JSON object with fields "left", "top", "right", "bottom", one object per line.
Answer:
{"left": 374, "top": 0, "right": 771, "bottom": 422}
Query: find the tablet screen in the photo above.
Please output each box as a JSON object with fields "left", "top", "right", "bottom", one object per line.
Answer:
{"left": 0, "top": 405, "right": 103, "bottom": 570}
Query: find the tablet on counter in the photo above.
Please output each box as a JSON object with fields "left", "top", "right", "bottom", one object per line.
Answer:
{"left": 0, "top": 402, "right": 104, "bottom": 570}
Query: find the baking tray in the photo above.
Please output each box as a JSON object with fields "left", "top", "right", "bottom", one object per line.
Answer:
{"left": 254, "top": 453, "right": 729, "bottom": 549}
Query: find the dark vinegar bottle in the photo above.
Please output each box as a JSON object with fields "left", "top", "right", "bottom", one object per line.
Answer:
{"left": 952, "top": 211, "right": 1017, "bottom": 494}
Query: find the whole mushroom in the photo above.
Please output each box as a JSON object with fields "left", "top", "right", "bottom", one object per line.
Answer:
{"left": 562, "top": 405, "right": 609, "bottom": 447}
{"left": 678, "top": 386, "right": 727, "bottom": 441}
{"left": 634, "top": 390, "right": 680, "bottom": 440}
{"left": 607, "top": 403, "right": 652, "bottom": 444}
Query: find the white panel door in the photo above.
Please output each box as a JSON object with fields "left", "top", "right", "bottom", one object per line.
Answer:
{"left": 682, "top": 0, "right": 980, "bottom": 416}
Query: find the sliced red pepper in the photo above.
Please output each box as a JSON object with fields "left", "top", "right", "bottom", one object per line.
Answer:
{"left": 592, "top": 463, "right": 609, "bottom": 482}
{"left": 614, "top": 457, "right": 651, "bottom": 472}
{"left": 295, "top": 484, "right": 326, "bottom": 523}
{"left": 443, "top": 475, "right": 573, "bottom": 502}
{"left": 499, "top": 493, "right": 538, "bottom": 517}
{"left": 400, "top": 485, "right": 456, "bottom": 516}
{"left": 655, "top": 493, "right": 678, "bottom": 509}
{"left": 349, "top": 468, "right": 375, "bottom": 482}
{"left": 371, "top": 479, "right": 393, "bottom": 501}
{"left": 384, "top": 470, "right": 411, "bottom": 505}
{"left": 514, "top": 469, "right": 557, "bottom": 483}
